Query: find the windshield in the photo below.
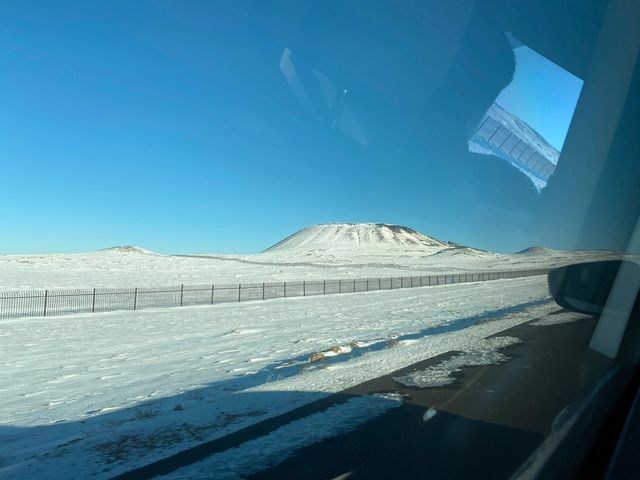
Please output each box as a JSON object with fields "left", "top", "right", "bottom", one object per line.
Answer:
{"left": 1, "top": 1, "right": 639, "bottom": 479}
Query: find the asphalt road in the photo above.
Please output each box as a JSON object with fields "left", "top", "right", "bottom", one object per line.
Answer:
{"left": 113, "top": 308, "right": 614, "bottom": 480}
{"left": 250, "top": 312, "right": 613, "bottom": 479}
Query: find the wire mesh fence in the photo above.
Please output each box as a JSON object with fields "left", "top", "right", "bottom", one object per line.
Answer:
{"left": 471, "top": 114, "right": 557, "bottom": 181}
{"left": 0, "top": 268, "right": 551, "bottom": 321}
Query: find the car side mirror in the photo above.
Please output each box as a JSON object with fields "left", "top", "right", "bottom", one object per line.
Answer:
{"left": 548, "top": 260, "right": 639, "bottom": 315}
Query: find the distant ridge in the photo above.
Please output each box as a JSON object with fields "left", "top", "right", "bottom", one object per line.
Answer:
{"left": 515, "top": 246, "right": 557, "bottom": 256}
{"left": 100, "top": 245, "right": 157, "bottom": 255}
{"left": 429, "top": 244, "right": 490, "bottom": 258}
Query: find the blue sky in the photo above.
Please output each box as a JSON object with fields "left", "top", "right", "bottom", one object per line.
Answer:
{"left": 496, "top": 46, "right": 583, "bottom": 151}
{"left": 0, "top": 1, "right": 582, "bottom": 254}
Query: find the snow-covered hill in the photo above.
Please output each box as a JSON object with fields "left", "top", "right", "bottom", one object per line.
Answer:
{"left": 264, "top": 223, "right": 450, "bottom": 253}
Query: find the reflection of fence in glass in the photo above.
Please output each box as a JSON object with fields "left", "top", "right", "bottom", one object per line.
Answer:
{"left": 471, "top": 115, "right": 557, "bottom": 182}
{"left": 0, "top": 269, "right": 550, "bottom": 321}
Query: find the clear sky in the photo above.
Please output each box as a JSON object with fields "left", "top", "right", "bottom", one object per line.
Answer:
{"left": 496, "top": 46, "right": 583, "bottom": 151}
{"left": 0, "top": 1, "right": 583, "bottom": 254}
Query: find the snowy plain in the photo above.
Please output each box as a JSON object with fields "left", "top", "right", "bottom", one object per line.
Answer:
{"left": 0, "top": 224, "right": 612, "bottom": 479}
{"left": 1, "top": 276, "right": 554, "bottom": 479}
{"left": 0, "top": 224, "right": 615, "bottom": 291}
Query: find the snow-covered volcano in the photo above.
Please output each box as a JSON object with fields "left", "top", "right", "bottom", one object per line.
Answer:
{"left": 264, "top": 223, "right": 452, "bottom": 254}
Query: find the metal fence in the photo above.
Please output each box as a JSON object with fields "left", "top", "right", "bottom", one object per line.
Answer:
{"left": 471, "top": 114, "right": 557, "bottom": 182}
{"left": 0, "top": 268, "right": 551, "bottom": 321}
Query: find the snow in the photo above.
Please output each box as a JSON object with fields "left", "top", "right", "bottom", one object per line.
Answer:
{"left": 393, "top": 336, "right": 521, "bottom": 388}
{"left": 99, "top": 245, "right": 158, "bottom": 255}
{"left": 0, "top": 224, "right": 616, "bottom": 292}
{"left": 164, "top": 393, "right": 403, "bottom": 480}
{"left": 0, "top": 277, "right": 555, "bottom": 479}
{"left": 0, "top": 224, "right": 619, "bottom": 478}
{"left": 423, "top": 407, "right": 438, "bottom": 422}
{"left": 264, "top": 223, "right": 450, "bottom": 253}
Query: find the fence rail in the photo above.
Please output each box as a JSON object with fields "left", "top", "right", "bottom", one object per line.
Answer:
{"left": 0, "top": 268, "right": 551, "bottom": 321}
{"left": 471, "top": 114, "right": 557, "bottom": 182}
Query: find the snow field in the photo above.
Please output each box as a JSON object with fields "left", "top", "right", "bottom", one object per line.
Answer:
{"left": 0, "top": 233, "right": 614, "bottom": 292}
{"left": 1, "top": 276, "right": 553, "bottom": 479}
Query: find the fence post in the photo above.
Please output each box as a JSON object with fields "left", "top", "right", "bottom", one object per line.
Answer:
{"left": 353, "top": 278, "right": 356, "bottom": 292}
{"left": 323, "top": 280, "right": 326, "bottom": 295}
{"left": 366, "top": 278, "right": 369, "bottom": 292}
{"left": 262, "top": 282, "right": 265, "bottom": 300}
{"left": 238, "top": 283, "right": 241, "bottom": 302}
{"left": 180, "top": 284, "right": 184, "bottom": 306}
{"left": 303, "top": 280, "right": 306, "bottom": 296}
{"left": 92, "top": 288, "right": 96, "bottom": 313}
{"left": 420, "top": 276, "right": 423, "bottom": 287}
{"left": 43, "top": 290, "right": 48, "bottom": 317}
{"left": 339, "top": 280, "right": 342, "bottom": 293}
{"left": 284, "top": 281, "right": 287, "bottom": 298}
{"left": 133, "top": 287, "right": 138, "bottom": 310}
{"left": 211, "top": 284, "right": 215, "bottom": 304}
